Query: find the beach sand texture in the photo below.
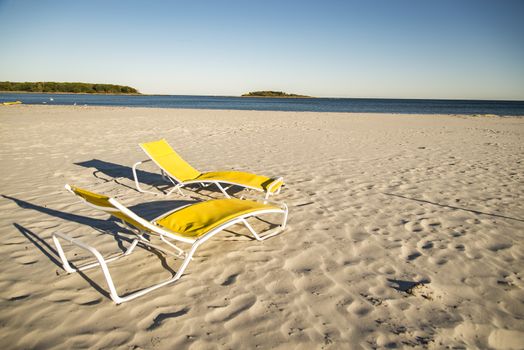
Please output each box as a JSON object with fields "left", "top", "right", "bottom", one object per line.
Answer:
{"left": 1, "top": 105, "right": 523, "bottom": 349}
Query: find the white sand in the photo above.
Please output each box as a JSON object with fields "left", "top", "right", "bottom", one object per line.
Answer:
{"left": 1, "top": 105, "right": 523, "bottom": 349}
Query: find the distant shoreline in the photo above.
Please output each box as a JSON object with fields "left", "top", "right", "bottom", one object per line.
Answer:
{"left": 0, "top": 91, "right": 141, "bottom": 96}
{"left": 241, "top": 95, "right": 312, "bottom": 99}
{"left": 0, "top": 81, "right": 139, "bottom": 95}
{"left": 241, "top": 91, "right": 313, "bottom": 98}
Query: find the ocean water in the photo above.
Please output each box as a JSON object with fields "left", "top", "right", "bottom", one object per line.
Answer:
{"left": 1, "top": 93, "right": 523, "bottom": 116}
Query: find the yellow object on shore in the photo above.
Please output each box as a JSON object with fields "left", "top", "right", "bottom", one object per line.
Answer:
{"left": 2, "top": 101, "right": 22, "bottom": 105}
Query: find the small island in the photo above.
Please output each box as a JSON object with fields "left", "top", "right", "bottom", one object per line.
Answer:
{"left": 242, "top": 91, "right": 311, "bottom": 98}
{"left": 0, "top": 81, "right": 140, "bottom": 94}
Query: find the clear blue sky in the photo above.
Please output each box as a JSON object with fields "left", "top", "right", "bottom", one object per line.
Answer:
{"left": 0, "top": 0, "right": 523, "bottom": 99}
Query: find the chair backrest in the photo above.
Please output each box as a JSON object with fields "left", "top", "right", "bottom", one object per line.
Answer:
{"left": 65, "top": 184, "right": 149, "bottom": 232}
{"left": 139, "top": 139, "right": 201, "bottom": 182}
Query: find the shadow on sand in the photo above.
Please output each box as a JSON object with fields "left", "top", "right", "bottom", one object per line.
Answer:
{"left": 6, "top": 194, "right": 200, "bottom": 301}
{"left": 383, "top": 192, "right": 524, "bottom": 223}
{"left": 387, "top": 278, "right": 430, "bottom": 293}
{"left": 75, "top": 158, "right": 166, "bottom": 191}
{"left": 74, "top": 158, "right": 243, "bottom": 197}
{"left": 13, "top": 222, "right": 111, "bottom": 298}
{"left": 3, "top": 194, "right": 196, "bottom": 229}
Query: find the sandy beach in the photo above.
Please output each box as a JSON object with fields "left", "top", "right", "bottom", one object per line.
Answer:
{"left": 0, "top": 105, "right": 523, "bottom": 349}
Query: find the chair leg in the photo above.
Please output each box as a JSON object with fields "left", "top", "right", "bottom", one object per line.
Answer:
{"left": 53, "top": 232, "right": 200, "bottom": 304}
{"left": 116, "top": 243, "right": 199, "bottom": 304}
{"left": 241, "top": 210, "right": 287, "bottom": 241}
{"left": 160, "top": 235, "right": 188, "bottom": 258}
{"left": 174, "top": 243, "right": 198, "bottom": 279}
{"left": 132, "top": 160, "right": 158, "bottom": 195}
{"left": 166, "top": 184, "right": 186, "bottom": 196}
{"left": 53, "top": 233, "right": 139, "bottom": 273}
{"left": 215, "top": 182, "right": 231, "bottom": 198}
{"left": 242, "top": 219, "right": 262, "bottom": 240}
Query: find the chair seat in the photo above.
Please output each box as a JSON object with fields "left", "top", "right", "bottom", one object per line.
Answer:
{"left": 194, "top": 171, "right": 283, "bottom": 193}
{"left": 155, "top": 198, "right": 279, "bottom": 238}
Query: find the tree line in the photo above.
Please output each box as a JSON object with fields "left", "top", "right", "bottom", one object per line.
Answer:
{"left": 242, "top": 91, "right": 310, "bottom": 98}
{"left": 0, "top": 81, "right": 139, "bottom": 94}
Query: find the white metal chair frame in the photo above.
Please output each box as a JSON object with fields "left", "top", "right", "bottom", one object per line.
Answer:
{"left": 132, "top": 155, "right": 284, "bottom": 200}
{"left": 53, "top": 185, "right": 288, "bottom": 304}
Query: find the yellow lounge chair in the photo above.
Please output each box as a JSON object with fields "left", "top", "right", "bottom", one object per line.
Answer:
{"left": 132, "top": 139, "right": 284, "bottom": 199}
{"left": 53, "top": 184, "right": 288, "bottom": 304}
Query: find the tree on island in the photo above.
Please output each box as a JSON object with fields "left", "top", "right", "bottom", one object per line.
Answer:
{"left": 242, "top": 91, "right": 311, "bottom": 98}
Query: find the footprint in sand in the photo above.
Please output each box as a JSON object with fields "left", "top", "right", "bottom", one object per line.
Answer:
{"left": 407, "top": 252, "right": 422, "bottom": 261}
{"left": 404, "top": 221, "right": 423, "bottom": 233}
{"left": 220, "top": 273, "right": 239, "bottom": 286}
{"left": 347, "top": 301, "right": 373, "bottom": 316}
{"left": 421, "top": 241, "right": 434, "bottom": 250}
{"left": 402, "top": 246, "right": 422, "bottom": 261}
{"left": 9, "top": 294, "right": 30, "bottom": 301}
{"left": 487, "top": 242, "right": 512, "bottom": 252}
{"left": 147, "top": 307, "right": 190, "bottom": 331}
{"left": 455, "top": 244, "right": 465, "bottom": 251}
{"left": 205, "top": 295, "right": 257, "bottom": 323}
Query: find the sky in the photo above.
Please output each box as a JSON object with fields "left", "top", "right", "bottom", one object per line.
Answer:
{"left": 0, "top": 0, "right": 523, "bottom": 100}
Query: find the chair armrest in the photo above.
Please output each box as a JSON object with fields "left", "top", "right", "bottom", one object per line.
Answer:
{"left": 265, "top": 177, "right": 284, "bottom": 199}
{"left": 132, "top": 159, "right": 158, "bottom": 195}
{"left": 239, "top": 194, "right": 287, "bottom": 209}
{"left": 267, "top": 177, "right": 284, "bottom": 193}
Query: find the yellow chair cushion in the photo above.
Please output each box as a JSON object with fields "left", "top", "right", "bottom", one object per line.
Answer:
{"left": 69, "top": 186, "right": 149, "bottom": 232}
{"left": 140, "top": 139, "right": 201, "bottom": 182}
{"left": 70, "top": 185, "right": 113, "bottom": 208}
{"left": 196, "top": 171, "right": 283, "bottom": 193}
{"left": 155, "top": 198, "right": 279, "bottom": 238}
